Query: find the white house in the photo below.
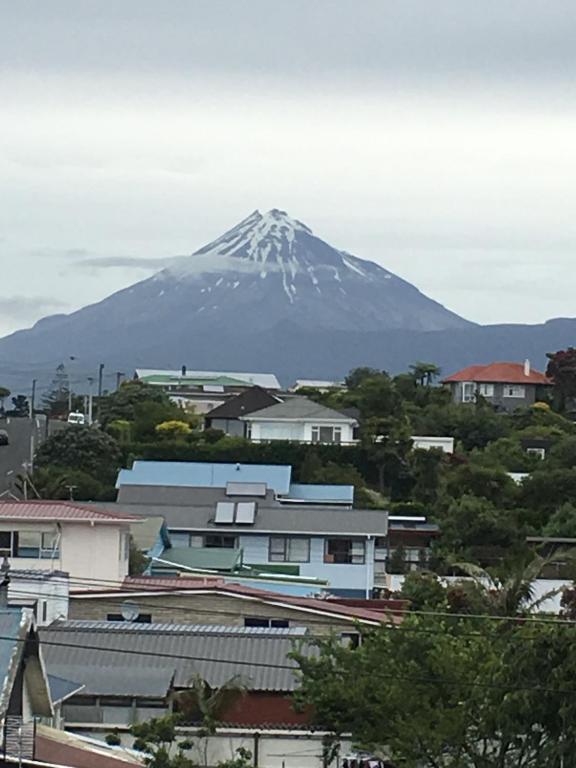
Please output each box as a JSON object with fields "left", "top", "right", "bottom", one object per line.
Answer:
{"left": 411, "top": 435, "right": 455, "bottom": 454}
{"left": 240, "top": 397, "right": 357, "bottom": 444}
{"left": 0, "top": 502, "right": 138, "bottom": 587}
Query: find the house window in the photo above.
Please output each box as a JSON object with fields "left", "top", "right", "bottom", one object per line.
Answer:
{"left": 477, "top": 383, "right": 494, "bottom": 397}
{"left": 311, "top": 426, "right": 342, "bottom": 444}
{"left": 170, "top": 531, "right": 192, "bottom": 547}
{"left": 526, "top": 447, "right": 546, "bottom": 460}
{"left": 106, "top": 613, "right": 152, "bottom": 624}
{"left": 340, "top": 632, "right": 361, "bottom": 649}
{"left": 269, "top": 537, "right": 310, "bottom": 563}
{"left": 244, "top": 618, "right": 289, "bottom": 629}
{"left": 461, "top": 383, "right": 476, "bottom": 403}
{"left": 324, "top": 538, "right": 365, "bottom": 564}
{"left": 204, "top": 535, "right": 238, "bottom": 549}
{"left": 503, "top": 385, "right": 526, "bottom": 398}
{"left": 0, "top": 531, "right": 59, "bottom": 559}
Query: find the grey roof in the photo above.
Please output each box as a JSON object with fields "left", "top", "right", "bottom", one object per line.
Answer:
{"left": 240, "top": 397, "right": 357, "bottom": 423}
{"left": 48, "top": 674, "right": 85, "bottom": 705}
{"left": 40, "top": 622, "right": 308, "bottom": 695}
{"left": 106, "top": 501, "right": 388, "bottom": 537}
{"left": 117, "top": 485, "right": 277, "bottom": 507}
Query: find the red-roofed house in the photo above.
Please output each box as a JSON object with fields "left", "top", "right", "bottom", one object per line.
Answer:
{"left": 443, "top": 360, "right": 551, "bottom": 412}
{"left": 0, "top": 502, "right": 138, "bottom": 588}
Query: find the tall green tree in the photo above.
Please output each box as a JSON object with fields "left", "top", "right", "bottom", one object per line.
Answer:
{"left": 35, "top": 425, "right": 121, "bottom": 483}
{"left": 294, "top": 615, "right": 576, "bottom": 767}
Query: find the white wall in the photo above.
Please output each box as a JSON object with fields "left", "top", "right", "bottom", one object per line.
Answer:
{"left": 239, "top": 535, "right": 376, "bottom": 595}
{"left": 9, "top": 573, "right": 69, "bottom": 625}
{"left": 60, "top": 524, "right": 130, "bottom": 586}
{"left": 411, "top": 436, "right": 454, "bottom": 454}
{"left": 249, "top": 420, "right": 355, "bottom": 444}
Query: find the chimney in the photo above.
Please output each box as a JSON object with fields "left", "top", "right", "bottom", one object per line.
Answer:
{"left": 181, "top": 365, "right": 187, "bottom": 377}
{"left": 524, "top": 359, "right": 531, "bottom": 377}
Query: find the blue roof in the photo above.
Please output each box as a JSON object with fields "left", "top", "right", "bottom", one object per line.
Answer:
{"left": 117, "top": 461, "right": 293, "bottom": 494}
{"left": 286, "top": 483, "right": 354, "bottom": 504}
{"left": 48, "top": 674, "right": 84, "bottom": 704}
{"left": 0, "top": 609, "right": 30, "bottom": 716}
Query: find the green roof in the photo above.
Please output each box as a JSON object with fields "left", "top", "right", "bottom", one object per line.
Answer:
{"left": 154, "top": 547, "right": 243, "bottom": 572}
{"left": 141, "top": 375, "right": 249, "bottom": 387}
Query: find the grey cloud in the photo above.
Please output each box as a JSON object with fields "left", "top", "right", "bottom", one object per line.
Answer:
{"left": 3, "top": 1, "right": 575, "bottom": 85}
{"left": 76, "top": 255, "right": 174, "bottom": 270}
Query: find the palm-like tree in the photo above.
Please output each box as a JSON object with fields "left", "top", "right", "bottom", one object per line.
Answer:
{"left": 453, "top": 550, "right": 576, "bottom": 616}
{"left": 173, "top": 674, "right": 247, "bottom": 734}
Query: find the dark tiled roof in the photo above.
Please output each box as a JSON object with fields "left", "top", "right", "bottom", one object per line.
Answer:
{"left": 205, "top": 387, "right": 281, "bottom": 420}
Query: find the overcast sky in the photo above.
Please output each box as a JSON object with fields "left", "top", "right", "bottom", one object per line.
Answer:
{"left": 1, "top": 0, "right": 576, "bottom": 338}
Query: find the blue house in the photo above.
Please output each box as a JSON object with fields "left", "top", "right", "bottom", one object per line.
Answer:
{"left": 115, "top": 462, "right": 386, "bottom": 597}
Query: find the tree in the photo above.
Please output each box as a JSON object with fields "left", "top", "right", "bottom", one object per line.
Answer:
{"left": 99, "top": 380, "right": 173, "bottom": 426}
{"left": 293, "top": 615, "right": 576, "bottom": 767}
{"left": 344, "top": 367, "right": 382, "bottom": 389}
{"left": 155, "top": 420, "right": 192, "bottom": 440}
{"left": 546, "top": 347, "right": 576, "bottom": 412}
{"left": 0, "top": 387, "right": 10, "bottom": 413}
{"left": 128, "top": 714, "right": 195, "bottom": 768}
{"left": 41, "top": 363, "right": 71, "bottom": 417}
{"left": 543, "top": 503, "right": 576, "bottom": 538}
{"left": 35, "top": 426, "right": 121, "bottom": 483}
{"left": 409, "top": 361, "right": 441, "bottom": 387}
{"left": 16, "top": 466, "right": 107, "bottom": 501}
{"left": 10, "top": 395, "right": 29, "bottom": 418}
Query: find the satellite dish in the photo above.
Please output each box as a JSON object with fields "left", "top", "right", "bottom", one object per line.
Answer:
{"left": 120, "top": 600, "right": 140, "bottom": 622}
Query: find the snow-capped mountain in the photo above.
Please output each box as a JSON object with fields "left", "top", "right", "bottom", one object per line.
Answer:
{"left": 147, "top": 208, "right": 469, "bottom": 333}
{"left": 0, "top": 209, "right": 472, "bottom": 381}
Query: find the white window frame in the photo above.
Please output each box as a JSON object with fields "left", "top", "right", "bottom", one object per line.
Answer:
{"left": 503, "top": 385, "right": 526, "bottom": 398}
{"left": 269, "top": 536, "right": 310, "bottom": 563}
{"left": 311, "top": 425, "right": 342, "bottom": 444}
{"left": 477, "top": 383, "right": 494, "bottom": 397}
{"left": 461, "top": 382, "right": 476, "bottom": 403}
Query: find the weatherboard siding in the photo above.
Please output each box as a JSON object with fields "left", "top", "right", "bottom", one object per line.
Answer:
{"left": 68, "top": 593, "right": 358, "bottom": 634}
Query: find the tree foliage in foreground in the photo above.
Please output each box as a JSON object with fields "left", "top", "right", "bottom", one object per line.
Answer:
{"left": 294, "top": 615, "right": 576, "bottom": 768}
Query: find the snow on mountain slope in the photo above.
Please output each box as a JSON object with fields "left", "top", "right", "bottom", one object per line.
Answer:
{"left": 0, "top": 209, "right": 471, "bottom": 369}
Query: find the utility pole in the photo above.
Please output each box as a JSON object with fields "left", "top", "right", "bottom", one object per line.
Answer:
{"left": 30, "top": 379, "right": 36, "bottom": 420}
{"left": 87, "top": 377, "right": 95, "bottom": 425}
{"left": 96, "top": 363, "right": 105, "bottom": 422}
{"left": 115, "top": 371, "right": 125, "bottom": 390}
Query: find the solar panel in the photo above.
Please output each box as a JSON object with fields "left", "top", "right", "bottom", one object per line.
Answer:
{"left": 235, "top": 502, "right": 256, "bottom": 524}
{"left": 226, "top": 482, "right": 267, "bottom": 497}
{"left": 214, "top": 502, "right": 235, "bottom": 524}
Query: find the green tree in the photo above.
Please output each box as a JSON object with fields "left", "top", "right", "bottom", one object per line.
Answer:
{"left": 155, "top": 420, "right": 192, "bottom": 440}
{"left": 293, "top": 615, "right": 576, "bottom": 767}
{"left": 543, "top": 503, "right": 576, "bottom": 538}
{"left": 344, "top": 367, "right": 382, "bottom": 389}
{"left": 546, "top": 347, "right": 576, "bottom": 412}
{"left": 16, "top": 466, "right": 107, "bottom": 501}
{"left": 10, "top": 394, "right": 30, "bottom": 417}
{"left": 409, "top": 361, "right": 441, "bottom": 386}
{"left": 99, "top": 380, "right": 173, "bottom": 426}
{"left": 0, "top": 387, "right": 10, "bottom": 413}
{"left": 41, "top": 363, "right": 72, "bottom": 418}
{"left": 129, "top": 714, "right": 195, "bottom": 768}
{"left": 35, "top": 426, "right": 121, "bottom": 483}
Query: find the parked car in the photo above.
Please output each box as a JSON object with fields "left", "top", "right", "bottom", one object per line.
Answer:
{"left": 67, "top": 412, "right": 86, "bottom": 426}
{"left": 0, "top": 430, "right": 9, "bottom": 446}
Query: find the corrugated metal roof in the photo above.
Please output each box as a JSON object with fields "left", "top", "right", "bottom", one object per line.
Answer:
{"left": 241, "top": 398, "right": 357, "bottom": 423}
{"left": 286, "top": 483, "right": 354, "bottom": 504}
{"left": 135, "top": 369, "right": 281, "bottom": 390}
{"left": 109, "top": 500, "right": 388, "bottom": 536}
{"left": 0, "top": 609, "right": 33, "bottom": 717}
{"left": 117, "top": 462, "right": 292, "bottom": 495}
{"left": 40, "top": 622, "right": 306, "bottom": 694}
{"left": 0, "top": 501, "right": 138, "bottom": 522}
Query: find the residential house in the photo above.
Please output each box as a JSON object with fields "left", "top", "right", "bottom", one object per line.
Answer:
{"left": 68, "top": 578, "right": 394, "bottom": 633}
{"left": 204, "top": 386, "right": 282, "bottom": 437}
{"left": 239, "top": 398, "right": 358, "bottom": 444}
{"left": 117, "top": 460, "right": 355, "bottom": 507}
{"left": 7, "top": 570, "right": 69, "bottom": 627}
{"left": 0, "top": 502, "right": 138, "bottom": 587}
{"left": 39, "top": 620, "right": 353, "bottom": 768}
{"left": 105, "top": 485, "right": 387, "bottom": 596}
{"left": 374, "top": 517, "right": 440, "bottom": 581}
{"left": 134, "top": 368, "right": 281, "bottom": 415}
{"left": 411, "top": 436, "right": 454, "bottom": 454}
{"left": 443, "top": 360, "right": 551, "bottom": 412}
{"left": 0, "top": 604, "right": 52, "bottom": 762}
{"left": 289, "top": 380, "right": 345, "bottom": 393}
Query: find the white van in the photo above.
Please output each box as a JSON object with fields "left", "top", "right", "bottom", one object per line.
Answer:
{"left": 67, "top": 412, "right": 86, "bottom": 426}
